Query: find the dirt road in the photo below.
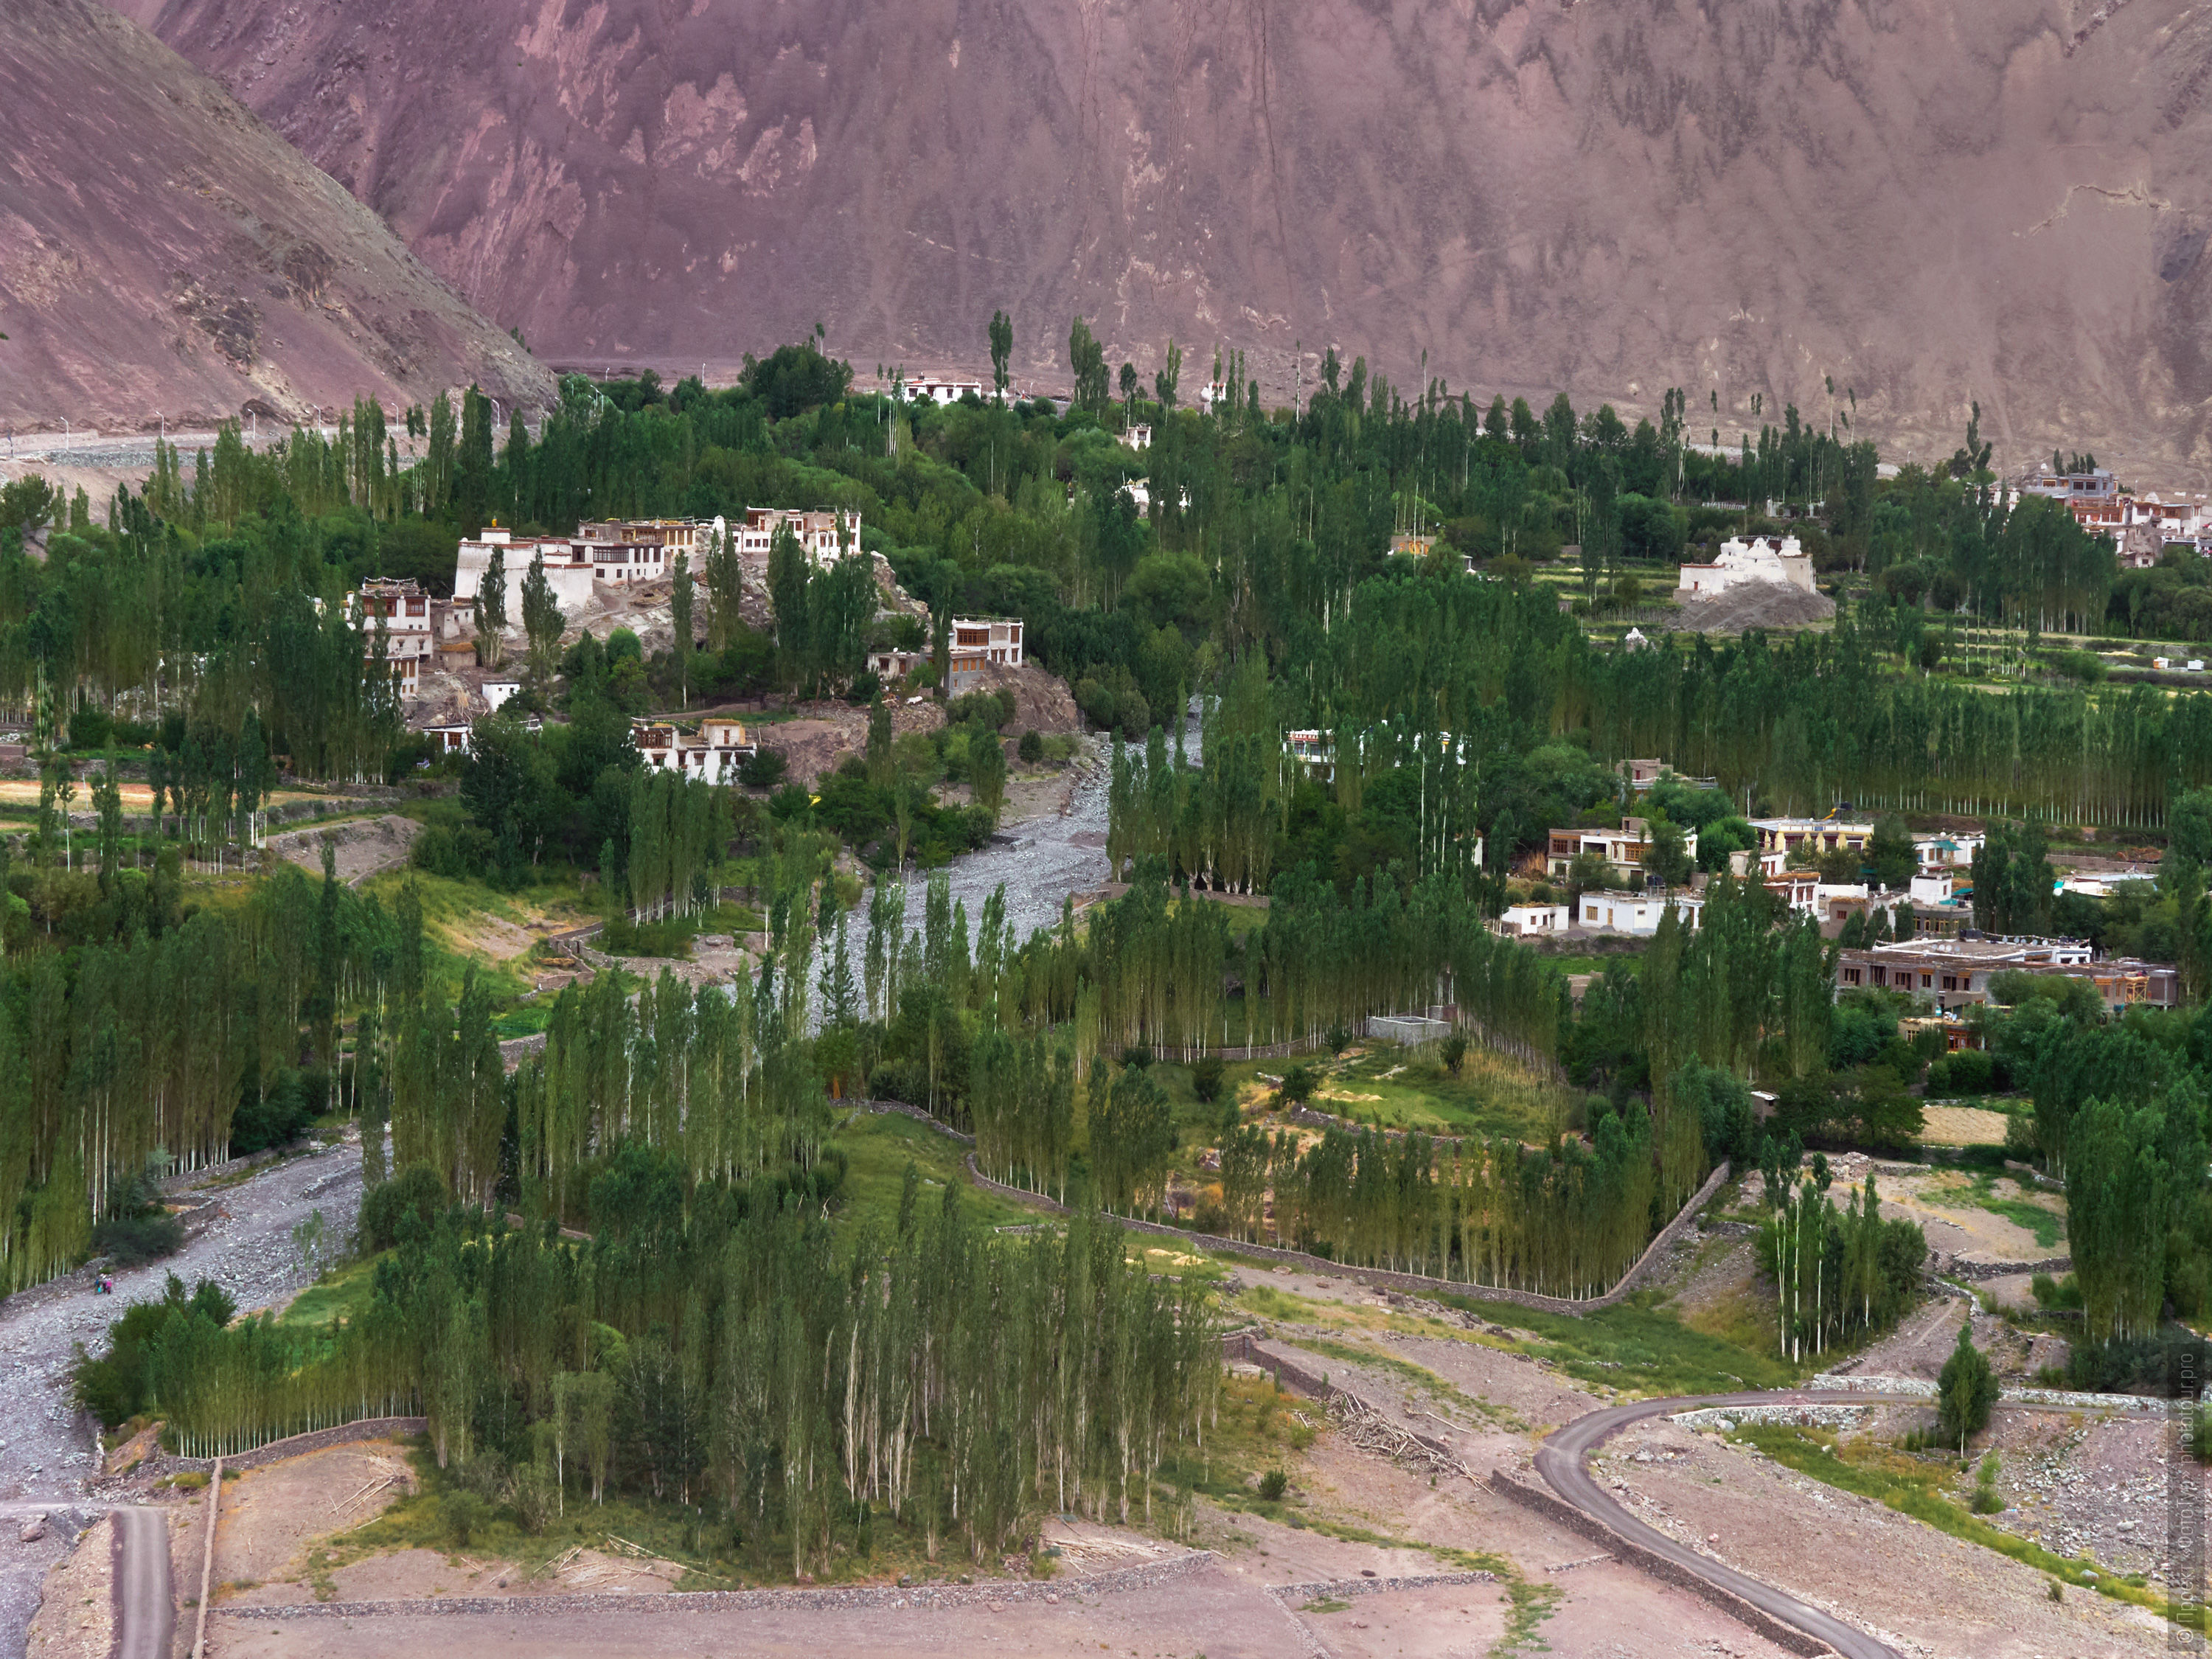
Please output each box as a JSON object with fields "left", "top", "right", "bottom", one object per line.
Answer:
{"left": 1537, "top": 1389, "right": 1912, "bottom": 1659}
{"left": 0, "top": 1139, "right": 366, "bottom": 1657}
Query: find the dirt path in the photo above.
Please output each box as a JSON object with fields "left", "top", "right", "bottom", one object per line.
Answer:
{"left": 0, "top": 1139, "right": 367, "bottom": 1656}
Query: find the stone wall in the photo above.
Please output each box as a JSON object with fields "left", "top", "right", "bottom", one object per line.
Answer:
{"left": 156, "top": 1416, "right": 428, "bottom": 1475}
{"left": 969, "top": 1155, "right": 1732, "bottom": 1319}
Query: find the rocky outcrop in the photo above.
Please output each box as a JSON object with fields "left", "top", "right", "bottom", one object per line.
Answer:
{"left": 0, "top": 0, "right": 552, "bottom": 428}
{"left": 109, "top": 0, "right": 2212, "bottom": 476}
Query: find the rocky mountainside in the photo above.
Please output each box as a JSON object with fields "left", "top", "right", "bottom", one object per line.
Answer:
{"left": 0, "top": 0, "right": 552, "bottom": 431}
{"left": 100, "top": 0, "right": 2212, "bottom": 476}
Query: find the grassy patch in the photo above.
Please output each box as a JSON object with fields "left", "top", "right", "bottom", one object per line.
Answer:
{"left": 1925, "top": 1171, "right": 2067, "bottom": 1251}
{"left": 831, "top": 1110, "right": 1032, "bottom": 1234}
{"left": 1468, "top": 1292, "right": 1804, "bottom": 1396}
{"left": 1733, "top": 1425, "right": 2198, "bottom": 1630}
{"left": 279, "top": 1253, "right": 383, "bottom": 1329}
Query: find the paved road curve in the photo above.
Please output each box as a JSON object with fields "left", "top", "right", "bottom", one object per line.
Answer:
{"left": 1534, "top": 1390, "right": 1919, "bottom": 1659}
{"left": 111, "top": 1507, "right": 172, "bottom": 1659}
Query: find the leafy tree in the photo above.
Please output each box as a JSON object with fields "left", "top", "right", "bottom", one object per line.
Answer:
{"left": 1067, "top": 317, "right": 1110, "bottom": 415}
{"left": 521, "top": 551, "right": 562, "bottom": 680}
{"left": 1938, "top": 1325, "right": 1996, "bottom": 1450}
{"left": 1155, "top": 341, "right": 1182, "bottom": 411}
{"left": 967, "top": 725, "right": 1006, "bottom": 826}
{"left": 1646, "top": 819, "right": 1693, "bottom": 889}
{"left": 477, "top": 544, "right": 507, "bottom": 668}
{"left": 1868, "top": 813, "right": 1916, "bottom": 890}
{"left": 671, "top": 549, "right": 693, "bottom": 706}
{"left": 988, "top": 309, "right": 1013, "bottom": 401}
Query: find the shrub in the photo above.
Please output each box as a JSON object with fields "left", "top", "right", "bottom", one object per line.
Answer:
{"left": 1258, "top": 1469, "right": 1289, "bottom": 1502}
{"left": 1278, "top": 1064, "right": 1318, "bottom": 1106}
{"left": 229, "top": 1070, "right": 317, "bottom": 1156}
{"left": 360, "top": 1164, "right": 449, "bottom": 1251}
{"left": 1018, "top": 728, "right": 1044, "bottom": 763}
{"left": 1191, "top": 1056, "right": 1225, "bottom": 1102}
{"left": 1440, "top": 1033, "right": 1469, "bottom": 1076}
{"left": 91, "top": 1211, "right": 184, "bottom": 1269}
{"left": 945, "top": 688, "right": 1017, "bottom": 731}
{"left": 1937, "top": 1326, "right": 1995, "bottom": 1450}
{"left": 68, "top": 706, "right": 112, "bottom": 750}
{"left": 442, "top": 1490, "right": 491, "bottom": 1547}
{"left": 1119, "top": 1045, "right": 1154, "bottom": 1071}
{"left": 1324, "top": 1023, "right": 1352, "bottom": 1055}
{"left": 767, "top": 782, "right": 813, "bottom": 820}
{"left": 738, "top": 748, "right": 790, "bottom": 789}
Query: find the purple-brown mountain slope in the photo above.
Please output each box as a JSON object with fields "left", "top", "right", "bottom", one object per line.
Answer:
{"left": 0, "top": 0, "right": 552, "bottom": 432}
{"left": 109, "top": 0, "right": 2212, "bottom": 476}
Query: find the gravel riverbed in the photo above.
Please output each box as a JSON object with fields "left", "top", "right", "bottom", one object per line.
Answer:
{"left": 0, "top": 1138, "right": 366, "bottom": 1657}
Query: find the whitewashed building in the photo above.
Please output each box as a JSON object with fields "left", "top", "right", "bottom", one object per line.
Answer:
{"left": 630, "top": 716, "right": 760, "bottom": 785}
{"left": 1676, "top": 535, "right": 1816, "bottom": 598}
{"left": 347, "top": 579, "right": 435, "bottom": 696}
{"left": 729, "top": 507, "right": 863, "bottom": 570}
{"left": 1577, "top": 891, "right": 1704, "bottom": 934}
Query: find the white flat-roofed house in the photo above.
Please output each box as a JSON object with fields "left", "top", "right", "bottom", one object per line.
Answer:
{"left": 347, "top": 578, "right": 434, "bottom": 696}
{"left": 1497, "top": 902, "right": 1570, "bottom": 937}
{"left": 1577, "top": 891, "right": 1704, "bottom": 934}
{"left": 630, "top": 716, "right": 759, "bottom": 785}
{"left": 730, "top": 507, "right": 863, "bottom": 570}
{"left": 951, "top": 617, "right": 1023, "bottom": 668}
{"left": 1676, "top": 535, "right": 1816, "bottom": 597}
{"left": 904, "top": 376, "right": 986, "bottom": 406}
{"left": 453, "top": 527, "right": 597, "bottom": 612}
{"left": 1545, "top": 818, "right": 1698, "bottom": 884}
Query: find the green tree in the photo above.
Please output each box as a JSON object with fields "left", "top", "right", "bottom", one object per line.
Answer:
{"left": 969, "top": 725, "right": 1006, "bottom": 827}
{"left": 702, "top": 523, "right": 743, "bottom": 651}
{"left": 521, "top": 551, "right": 562, "bottom": 681}
{"left": 1155, "top": 340, "right": 1182, "bottom": 411}
{"left": 1937, "top": 1325, "right": 1995, "bottom": 1451}
{"left": 1646, "top": 820, "right": 1693, "bottom": 889}
{"left": 988, "top": 309, "right": 1013, "bottom": 402}
{"left": 769, "top": 524, "right": 810, "bottom": 687}
{"left": 454, "top": 386, "right": 493, "bottom": 533}
{"left": 1068, "top": 318, "right": 1109, "bottom": 415}
{"left": 1868, "top": 813, "right": 1916, "bottom": 891}
{"left": 671, "top": 549, "right": 693, "bottom": 707}
{"left": 477, "top": 544, "right": 507, "bottom": 669}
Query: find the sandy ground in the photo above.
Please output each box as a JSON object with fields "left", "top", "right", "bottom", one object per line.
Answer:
{"left": 212, "top": 1445, "right": 416, "bottom": 1604}
{"left": 21, "top": 1514, "right": 113, "bottom": 1659}
{"left": 1606, "top": 1419, "right": 2172, "bottom": 1658}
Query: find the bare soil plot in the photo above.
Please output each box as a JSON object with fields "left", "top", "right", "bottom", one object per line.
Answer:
{"left": 1609, "top": 1419, "right": 2170, "bottom": 1657}
{"left": 213, "top": 1444, "right": 416, "bottom": 1604}
{"left": 267, "top": 815, "right": 420, "bottom": 885}
{"left": 209, "top": 1562, "right": 1303, "bottom": 1659}
{"left": 1920, "top": 1105, "right": 2014, "bottom": 1146}
{"left": 23, "top": 1514, "right": 113, "bottom": 1659}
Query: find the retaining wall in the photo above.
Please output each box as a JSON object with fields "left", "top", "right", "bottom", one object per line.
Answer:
{"left": 1485, "top": 1472, "right": 1834, "bottom": 1658}
{"left": 1938, "top": 1253, "right": 2071, "bottom": 1283}
{"left": 966, "top": 1155, "right": 1732, "bottom": 1318}
{"left": 158, "top": 1416, "right": 428, "bottom": 1475}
